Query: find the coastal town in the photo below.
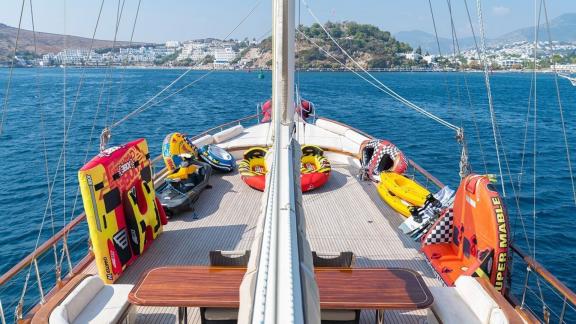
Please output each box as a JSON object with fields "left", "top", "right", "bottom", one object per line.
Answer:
{"left": 5, "top": 22, "right": 576, "bottom": 72}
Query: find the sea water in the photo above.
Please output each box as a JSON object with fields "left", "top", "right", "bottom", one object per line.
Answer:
{"left": 0, "top": 68, "right": 574, "bottom": 321}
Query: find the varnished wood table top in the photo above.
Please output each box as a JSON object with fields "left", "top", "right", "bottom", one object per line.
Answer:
{"left": 128, "top": 266, "right": 433, "bottom": 310}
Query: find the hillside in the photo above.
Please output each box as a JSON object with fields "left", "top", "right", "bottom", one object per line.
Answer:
{"left": 394, "top": 30, "right": 477, "bottom": 55}
{"left": 245, "top": 21, "right": 415, "bottom": 69}
{"left": 0, "top": 23, "right": 140, "bottom": 62}
{"left": 395, "top": 13, "right": 576, "bottom": 53}
{"left": 496, "top": 13, "right": 576, "bottom": 43}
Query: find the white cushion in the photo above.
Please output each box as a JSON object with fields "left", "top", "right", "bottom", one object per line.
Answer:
{"left": 303, "top": 137, "right": 342, "bottom": 151}
{"left": 61, "top": 276, "right": 104, "bottom": 321}
{"left": 315, "top": 119, "right": 349, "bottom": 135}
{"left": 72, "top": 284, "right": 133, "bottom": 324}
{"left": 213, "top": 125, "right": 244, "bottom": 143}
{"left": 321, "top": 309, "right": 357, "bottom": 321}
{"left": 343, "top": 129, "right": 369, "bottom": 144}
{"left": 430, "top": 286, "right": 482, "bottom": 324}
{"left": 455, "top": 276, "right": 500, "bottom": 323}
{"left": 341, "top": 137, "right": 361, "bottom": 155}
{"left": 217, "top": 136, "right": 268, "bottom": 150}
{"left": 204, "top": 308, "right": 238, "bottom": 320}
{"left": 490, "top": 308, "right": 509, "bottom": 324}
{"left": 49, "top": 306, "right": 69, "bottom": 324}
{"left": 192, "top": 134, "right": 214, "bottom": 147}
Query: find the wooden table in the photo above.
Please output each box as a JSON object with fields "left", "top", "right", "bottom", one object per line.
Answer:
{"left": 129, "top": 266, "right": 433, "bottom": 323}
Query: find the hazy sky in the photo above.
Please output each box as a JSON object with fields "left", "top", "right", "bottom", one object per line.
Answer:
{"left": 1, "top": 0, "right": 575, "bottom": 43}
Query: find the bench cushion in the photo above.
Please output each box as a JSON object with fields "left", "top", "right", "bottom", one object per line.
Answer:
{"left": 316, "top": 119, "right": 349, "bottom": 135}
{"left": 60, "top": 276, "right": 104, "bottom": 321}
{"left": 72, "top": 283, "right": 133, "bottom": 324}
{"left": 192, "top": 134, "right": 214, "bottom": 147}
{"left": 430, "top": 286, "right": 482, "bottom": 324}
{"left": 49, "top": 276, "right": 133, "bottom": 324}
{"left": 213, "top": 125, "right": 244, "bottom": 143}
{"left": 455, "top": 276, "right": 500, "bottom": 323}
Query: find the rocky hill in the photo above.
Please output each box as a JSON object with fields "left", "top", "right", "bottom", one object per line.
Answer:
{"left": 0, "top": 23, "right": 139, "bottom": 62}
{"left": 243, "top": 21, "right": 415, "bottom": 69}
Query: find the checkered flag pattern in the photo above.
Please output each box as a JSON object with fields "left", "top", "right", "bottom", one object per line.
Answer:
{"left": 366, "top": 140, "right": 406, "bottom": 178}
{"left": 423, "top": 208, "right": 454, "bottom": 245}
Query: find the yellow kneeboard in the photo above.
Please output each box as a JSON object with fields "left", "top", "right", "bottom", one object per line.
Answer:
{"left": 377, "top": 183, "right": 414, "bottom": 217}
{"left": 379, "top": 172, "right": 430, "bottom": 206}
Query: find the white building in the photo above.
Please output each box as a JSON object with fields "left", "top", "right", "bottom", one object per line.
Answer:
{"left": 497, "top": 58, "right": 523, "bottom": 69}
{"left": 404, "top": 52, "right": 422, "bottom": 61}
{"left": 213, "top": 47, "right": 238, "bottom": 67}
{"left": 165, "top": 41, "right": 181, "bottom": 48}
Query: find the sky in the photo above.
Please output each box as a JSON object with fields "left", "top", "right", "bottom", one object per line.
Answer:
{"left": 1, "top": 0, "right": 576, "bottom": 43}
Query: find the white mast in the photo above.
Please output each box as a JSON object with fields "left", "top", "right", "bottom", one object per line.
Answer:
{"left": 238, "top": 0, "right": 320, "bottom": 322}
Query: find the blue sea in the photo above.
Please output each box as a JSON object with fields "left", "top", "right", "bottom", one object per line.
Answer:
{"left": 0, "top": 68, "right": 575, "bottom": 321}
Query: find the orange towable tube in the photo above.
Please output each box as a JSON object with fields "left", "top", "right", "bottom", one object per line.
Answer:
{"left": 421, "top": 174, "right": 510, "bottom": 293}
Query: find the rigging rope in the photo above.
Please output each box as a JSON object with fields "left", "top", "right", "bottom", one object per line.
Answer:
{"left": 17, "top": 0, "right": 106, "bottom": 309}
{"left": 103, "top": 0, "right": 127, "bottom": 127}
{"left": 475, "top": 0, "right": 506, "bottom": 196}
{"left": 109, "top": 0, "right": 263, "bottom": 132}
{"left": 62, "top": 0, "right": 68, "bottom": 278}
{"left": 110, "top": 0, "right": 142, "bottom": 124}
{"left": 542, "top": 0, "right": 576, "bottom": 206}
{"left": 0, "top": 0, "right": 26, "bottom": 137}
{"left": 531, "top": 0, "right": 542, "bottom": 262}
{"left": 300, "top": 0, "right": 460, "bottom": 132}
{"left": 28, "top": 0, "right": 59, "bottom": 281}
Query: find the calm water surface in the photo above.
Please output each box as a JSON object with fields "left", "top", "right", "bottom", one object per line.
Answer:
{"left": 0, "top": 68, "right": 575, "bottom": 320}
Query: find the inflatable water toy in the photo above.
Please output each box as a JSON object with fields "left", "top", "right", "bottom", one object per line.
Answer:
{"left": 261, "top": 100, "right": 272, "bottom": 123}
{"left": 379, "top": 172, "right": 430, "bottom": 206}
{"left": 198, "top": 144, "right": 236, "bottom": 172}
{"left": 421, "top": 174, "right": 510, "bottom": 293}
{"left": 156, "top": 156, "right": 212, "bottom": 216}
{"left": 78, "top": 138, "right": 167, "bottom": 283}
{"left": 376, "top": 184, "right": 414, "bottom": 217}
{"left": 239, "top": 147, "right": 268, "bottom": 191}
{"left": 296, "top": 99, "right": 314, "bottom": 120}
{"left": 300, "top": 145, "right": 330, "bottom": 192}
{"left": 162, "top": 132, "right": 198, "bottom": 171}
{"left": 261, "top": 98, "right": 314, "bottom": 123}
{"left": 360, "top": 139, "right": 408, "bottom": 181}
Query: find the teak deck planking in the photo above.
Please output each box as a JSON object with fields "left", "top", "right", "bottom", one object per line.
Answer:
{"left": 81, "top": 165, "right": 444, "bottom": 323}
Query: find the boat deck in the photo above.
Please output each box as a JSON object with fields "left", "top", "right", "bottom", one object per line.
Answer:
{"left": 83, "top": 164, "right": 443, "bottom": 323}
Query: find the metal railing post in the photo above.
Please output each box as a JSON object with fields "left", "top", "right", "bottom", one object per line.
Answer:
{"left": 0, "top": 299, "right": 6, "bottom": 324}
{"left": 558, "top": 297, "right": 567, "bottom": 324}
{"left": 520, "top": 266, "right": 532, "bottom": 309}
{"left": 33, "top": 259, "right": 46, "bottom": 304}
{"left": 63, "top": 236, "right": 73, "bottom": 276}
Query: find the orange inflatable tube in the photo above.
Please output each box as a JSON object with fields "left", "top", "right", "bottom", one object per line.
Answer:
{"left": 421, "top": 174, "right": 510, "bottom": 293}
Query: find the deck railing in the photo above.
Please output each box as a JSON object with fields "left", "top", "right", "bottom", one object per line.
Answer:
{"left": 1, "top": 114, "right": 574, "bottom": 323}
{"left": 0, "top": 114, "right": 261, "bottom": 322}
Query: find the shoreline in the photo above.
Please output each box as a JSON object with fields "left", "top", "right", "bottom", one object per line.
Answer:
{"left": 0, "top": 65, "right": 565, "bottom": 73}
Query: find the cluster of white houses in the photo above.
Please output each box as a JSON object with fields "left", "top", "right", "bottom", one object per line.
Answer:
{"left": 40, "top": 45, "right": 177, "bottom": 66}
{"left": 177, "top": 39, "right": 243, "bottom": 67}
{"left": 39, "top": 39, "right": 243, "bottom": 68}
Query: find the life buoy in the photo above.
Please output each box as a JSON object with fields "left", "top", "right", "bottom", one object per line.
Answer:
{"left": 360, "top": 139, "right": 408, "bottom": 181}
{"left": 162, "top": 132, "right": 198, "bottom": 171}
{"left": 300, "top": 145, "right": 330, "bottom": 192}
{"left": 238, "top": 147, "right": 268, "bottom": 191}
